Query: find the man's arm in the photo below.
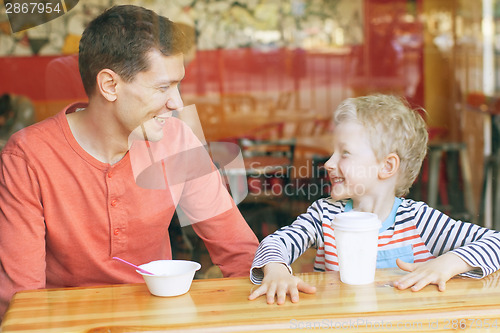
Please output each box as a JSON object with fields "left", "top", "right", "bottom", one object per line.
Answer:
{"left": 177, "top": 163, "right": 258, "bottom": 277}
{"left": 159, "top": 120, "right": 259, "bottom": 277}
{"left": 191, "top": 204, "right": 259, "bottom": 277}
{"left": 0, "top": 151, "right": 47, "bottom": 321}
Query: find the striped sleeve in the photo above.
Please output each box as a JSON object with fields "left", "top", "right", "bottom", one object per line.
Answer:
{"left": 413, "top": 201, "right": 500, "bottom": 278}
{"left": 250, "top": 199, "right": 326, "bottom": 284}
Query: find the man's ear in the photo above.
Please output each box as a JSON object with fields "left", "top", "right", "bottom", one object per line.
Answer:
{"left": 96, "top": 69, "right": 118, "bottom": 102}
{"left": 379, "top": 153, "right": 400, "bottom": 180}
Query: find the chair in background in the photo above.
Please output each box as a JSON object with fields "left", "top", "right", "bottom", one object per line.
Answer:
{"left": 238, "top": 137, "right": 296, "bottom": 181}
{"left": 310, "top": 155, "right": 331, "bottom": 201}
{"left": 288, "top": 144, "right": 331, "bottom": 212}
{"left": 410, "top": 141, "right": 476, "bottom": 224}
{"left": 481, "top": 152, "right": 500, "bottom": 230}
{"left": 236, "top": 137, "right": 296, "bottom": 240}
{"left": 293, "top": 117, "right": 331, "bottom": 138}
{"left": 480, "top": 114, "right": 500, "bottom": 230}
{"left": 245, "top": 122, "right": 285, "bottom": 140}
{"left": 267, "top": 91, "right": 293, "bottom": 117}
{"left": 221, "top": 94, "right": 257, "bottom": 118}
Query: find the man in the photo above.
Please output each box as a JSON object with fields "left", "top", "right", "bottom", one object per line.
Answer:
{"left": 0, "top": 5, "right": 258, "bottom": 320}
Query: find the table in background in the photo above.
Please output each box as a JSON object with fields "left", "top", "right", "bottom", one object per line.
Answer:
{"left": 2, "top": 268, "right": 500, "bottom": 332}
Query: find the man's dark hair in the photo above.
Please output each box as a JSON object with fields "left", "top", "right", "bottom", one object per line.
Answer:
{"left": 78, "top": 5, "right": 189, "bottom": 97}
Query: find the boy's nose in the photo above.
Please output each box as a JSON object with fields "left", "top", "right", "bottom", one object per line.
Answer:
{"left": 324, "top": 155, "right": 337, "bottom": 170}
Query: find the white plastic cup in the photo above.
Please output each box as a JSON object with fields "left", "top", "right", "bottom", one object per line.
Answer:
{"left": 331, "top": 211, "right": 381, "bottom": 285}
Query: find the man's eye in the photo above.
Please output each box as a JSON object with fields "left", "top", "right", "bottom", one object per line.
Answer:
{"left": 341, "top": 151, "right": 349, "bottom": 157}
{"left": 158, "top": 86, "right": 170, "bottom": 92}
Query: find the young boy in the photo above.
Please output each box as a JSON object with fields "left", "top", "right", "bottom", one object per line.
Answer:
{"left": 248, "top": 94, "right": 500, "bottom": 305}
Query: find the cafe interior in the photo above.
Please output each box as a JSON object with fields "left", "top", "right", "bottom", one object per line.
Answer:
{"left": 0, "top": 0, "right": 499, "bottom": 278}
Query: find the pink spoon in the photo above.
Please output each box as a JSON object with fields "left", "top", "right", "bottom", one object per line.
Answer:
{"left": 112, "top": 257, "right": 155, "bottom": 275}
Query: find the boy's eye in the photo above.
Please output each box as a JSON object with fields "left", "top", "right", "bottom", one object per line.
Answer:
{"left": 341, "top": 151, "right": 349, "bottom": 157}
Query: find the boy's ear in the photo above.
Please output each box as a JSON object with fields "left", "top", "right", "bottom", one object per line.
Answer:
{"left": 379, "top": 153, "right": 400, "bottom": 180}
{"left": 96, "top": 69, "right": 118, "bottom": 102}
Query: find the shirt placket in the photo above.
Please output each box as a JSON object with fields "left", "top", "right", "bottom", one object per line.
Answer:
{"left": 107, "top": 166, "right": 127, "bottom": 256}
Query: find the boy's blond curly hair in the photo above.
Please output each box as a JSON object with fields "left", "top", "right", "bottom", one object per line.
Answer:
{"left": 333, "top": 94, "right": 428, "bottom": 197}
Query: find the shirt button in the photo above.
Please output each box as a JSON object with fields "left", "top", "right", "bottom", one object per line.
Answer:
{"left": 111, "top": 199, "right": 118, "bottom": 207}
{"left": 108, "top": 172, "right": 113, "bottom": 178}
{"left": 114, "top": 228, "right": 120, "bottom": 235}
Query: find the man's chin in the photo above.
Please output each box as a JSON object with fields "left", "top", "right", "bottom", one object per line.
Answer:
{"left": 128, "top": 126, "right": 164, "bottom": 144}
{"left": 141, "top": 129, "right": 164, "bottom": 142}
{"left": 141, "top": 120, "right": 165, "bottom": 141}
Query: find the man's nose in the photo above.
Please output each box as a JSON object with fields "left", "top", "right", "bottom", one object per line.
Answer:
{"left": 166, "top": 87, "right": 183, "bottom": 110}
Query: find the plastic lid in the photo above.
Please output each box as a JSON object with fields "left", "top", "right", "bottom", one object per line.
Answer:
{"left": 331, "top": 211, "right": 381, "bottom": 232}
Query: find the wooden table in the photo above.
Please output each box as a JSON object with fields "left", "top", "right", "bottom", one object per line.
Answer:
{"left": 2, "top": 268, "right": 500, "bottom": 332}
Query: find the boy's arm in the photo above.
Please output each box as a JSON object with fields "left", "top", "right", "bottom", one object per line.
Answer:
{"left": 248, "top": 262, "right": 316, "bottom": 304}
{"left": 250, "top": 199, "right": 326, "bottom": 284}
{"left": 394, "top": 201, "right": 500, "bottom": 291}
{"left": 248, "top": 200, "right": 328, "bottom": 303}
{"left": 414, "top": 202, "right": 500, "bottom": 278}
{"left": 394, "top": 252, "right": 474, "bottom": 291}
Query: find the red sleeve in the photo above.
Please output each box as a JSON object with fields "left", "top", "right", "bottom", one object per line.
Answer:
{"left": 172, "top": 149, "right": 258, "bottom": 277}
{"left": 0, "top": 151, "right": 47, "bottom": 321}
{"left": 191, "top": 204, "right": 259, "bottom": 277}
{"left": 177, "top": 166, "right": 259, "bottom": 277}
{"left": 156, "top": 119, "right": 258, "bottom": 277}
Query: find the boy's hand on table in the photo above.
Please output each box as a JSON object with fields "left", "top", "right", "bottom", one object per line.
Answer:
{"left": 248, "top": 262, "right": 316, "bottom": 305}
{"left": 393, "top": 252, "right": 474, "bottom": 292}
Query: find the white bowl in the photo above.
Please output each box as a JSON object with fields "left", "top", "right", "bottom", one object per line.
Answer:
{"left": 137, "top": 260, "right": 201, "bottom": 297}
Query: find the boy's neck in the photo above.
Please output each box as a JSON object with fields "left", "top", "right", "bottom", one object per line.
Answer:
{"left": 351, "top": 193, "right": 397, "bottom": 222}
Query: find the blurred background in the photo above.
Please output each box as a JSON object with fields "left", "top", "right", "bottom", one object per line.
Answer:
{"left": 1, "top": 0, "right": 499, "bottom": 276}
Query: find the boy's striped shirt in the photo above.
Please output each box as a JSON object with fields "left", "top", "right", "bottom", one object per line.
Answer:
{"left": 251, "top": 198, "right": 500, "bottom": 284}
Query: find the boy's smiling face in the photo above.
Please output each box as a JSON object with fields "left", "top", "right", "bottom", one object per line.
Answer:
{"left": 324, "top": 121, "right": 383, "bottom": 202}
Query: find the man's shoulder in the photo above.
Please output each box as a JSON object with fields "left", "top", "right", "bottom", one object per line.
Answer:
{"left": 9, "top": 114, "right": 61, "bottom": 143}
{"left": 2, "top": 108, "right": 69, "bottom": 156}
